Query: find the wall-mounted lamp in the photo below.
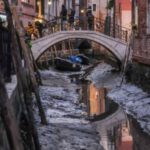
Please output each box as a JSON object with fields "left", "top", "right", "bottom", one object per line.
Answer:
{"left": 48, "top": 0, "right": 52, "bottom": 5}
{"left": 81, "top": 9, "right": 84, "bottom": 13}
{"left": 37, "top": 0, "right": 40, "bottom": 5}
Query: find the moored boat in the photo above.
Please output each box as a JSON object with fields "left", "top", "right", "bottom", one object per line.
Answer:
{"left": 54, "top": 57, "right": 81, "bottom": 71}
{"left": 68, "top": 55, "right": 82, "bottom": 64}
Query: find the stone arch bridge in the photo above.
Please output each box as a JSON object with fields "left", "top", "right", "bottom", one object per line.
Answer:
{"left": 31, "top": 31, "right": 128, "bottom": 63}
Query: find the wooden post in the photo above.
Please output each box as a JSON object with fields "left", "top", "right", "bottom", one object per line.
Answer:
{"left": 11, "top": 6, "right": 47, "bottom": 125}
{"left": 53, "top": 45, "right": 58, "bottom": 57}
{"left": 29, "top": 49, "right": 42, "bottom": 85}
{"left": 0, "top": 73, "right": 24, "bottom": 150}
{"left": 113, "top": 0, "right": 116, "bottom": 38}
{"left": 11, "top": 33, "right": 41, "bottom": 150}
{"left": 51, "top": 47, "right": 55, "bottom": 65}
{"left": 69, "top": 39, "right": 73, "bottom": 55}
{"left": 3, "top": 1, "right": 42, "bottom": 149}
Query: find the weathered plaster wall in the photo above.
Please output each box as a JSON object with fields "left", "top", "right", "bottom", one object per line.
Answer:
{"left": 126, "top": 62, "right": 150, "bottom": 92}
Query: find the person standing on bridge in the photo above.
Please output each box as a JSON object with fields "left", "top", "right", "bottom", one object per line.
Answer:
{"left": 68, "top": 8, "right": 75, "bottom": 30}
{"left": 60, "top": 5, "right": 67, "bottom": 31}
{"left": 86, "top": 6, "right": 94, "bottom": 30}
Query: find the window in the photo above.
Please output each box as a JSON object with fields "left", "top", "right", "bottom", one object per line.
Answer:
{"left": 21, "top": 0, "right": 30, "bottom": 3}
{"left": 93, "top": 4, "right": 96, "bottom": 11}
{"left": 11, "top": 0, "right": 18, "bottom": 5}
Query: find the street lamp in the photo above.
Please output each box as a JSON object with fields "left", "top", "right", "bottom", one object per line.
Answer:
{"left": 48, "top": 0, "right": 52, "bottom": 21}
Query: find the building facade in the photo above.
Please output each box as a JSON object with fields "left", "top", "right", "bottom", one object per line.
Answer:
{"left": 10, "top": 0, "right": 37, "bottom": 26}
{"left": 125, "top": 0, "right": 150, "bottom": 92}
{"left": 115, "top": 0, "right": 131, "bottom": 29}
{"left": 88, "top": 0, "right": 108, "bottom": 20}
{"left": 43, "top": 0, "right": 109, "bottom": 29}
{"left": 44, "top": 0, "right": 76, "bottom": 21}
{"left": 132, "top": 0, "right": 150, "bottom": 65}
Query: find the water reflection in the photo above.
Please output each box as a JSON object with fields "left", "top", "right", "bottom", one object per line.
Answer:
{"left": 89, "top": 83, "right": 107, "bottom": 116}
{"left": 71, "top": 76, "right": 150, "bottom": 150}
{"left": 82, "top": 81, "right": 133, "bottom": 150}
{"left": 95, "top": 109, "right": 133, "bottom": 150}
{"left": 82, "top": 81, "right": 111, "bottom": 117}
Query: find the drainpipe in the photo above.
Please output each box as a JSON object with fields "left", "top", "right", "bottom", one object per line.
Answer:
{"left": 113, "top": 0, "right": 116, "bottom": 38}
{"left": 107, "top": 0, "right": 109, "bottom": 16}
{"left": 56, "top": 0, "right": 58, "bottom": 19}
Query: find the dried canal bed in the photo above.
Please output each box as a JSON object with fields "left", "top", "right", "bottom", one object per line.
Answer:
{"left": 34, "top": 68, "right": 104, "bottom": 150}
{"left": 34, "top": 62, "right": 150, "bottom": 150}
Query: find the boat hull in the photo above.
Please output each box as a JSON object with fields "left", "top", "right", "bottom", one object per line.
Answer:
{"left": 54, "top": 57, "right": 81, "bottom": 71}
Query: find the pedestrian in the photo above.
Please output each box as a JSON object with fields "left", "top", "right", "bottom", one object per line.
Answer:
{"left": 86, "top": 6, "right": 94, "bottom": 30}
{"left": 60, "top": 5, "right": 67, "bottom": 30}
{"left": 35, "top": 21, "right": 43, "bottom": 38}
{"left": 0, "top": 17, "right": 11, "bottom": 82}
{"left": 68, "top": 8, "right": 75, "bottom": 30}
{"left": 27, "top": 22, "right": 39, "bottom": 39}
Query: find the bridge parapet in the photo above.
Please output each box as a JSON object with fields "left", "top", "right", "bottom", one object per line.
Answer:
{"left": 41, "top": 17, "right": 130, "bottom": 43}
{"left": 32, "top": 30, "right": 128, "bottom": 64}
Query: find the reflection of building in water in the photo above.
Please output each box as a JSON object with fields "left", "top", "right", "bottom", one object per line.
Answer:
{"left": 95, "top": 106, "right": 133, "bottom": 150}
{"left": 105, "top": 120, "right": 133, "bottom": 150}
{"left": 89, "top": 83, "right": 106, "bottom": 116}
{"left": 129, "top": 118, "right": 150, "bottom": 150}
{"left": 115, "top": 121, "right": 133, "bottom": 150}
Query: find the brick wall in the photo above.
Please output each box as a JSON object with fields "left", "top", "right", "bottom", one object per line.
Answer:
{"left": 132, "top": 0, "right": 150, "bottom": 65}
{"left": 137, "top": 0, "right": 147, "bottom": 36}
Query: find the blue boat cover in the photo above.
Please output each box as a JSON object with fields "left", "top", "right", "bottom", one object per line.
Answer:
{"left": 68, "top": 56, "right": 82, "bottom": 63}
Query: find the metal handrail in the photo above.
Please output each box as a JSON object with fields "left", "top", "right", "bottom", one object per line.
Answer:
{"left": 35, "top": 16, "right": 130, "bottom": 43}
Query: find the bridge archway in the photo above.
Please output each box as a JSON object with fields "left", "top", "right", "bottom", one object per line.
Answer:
{"left": 32, "top": 31, "right": 128, "bottom": 63}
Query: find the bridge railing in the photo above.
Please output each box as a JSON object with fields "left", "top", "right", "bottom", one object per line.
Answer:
{"left": 41, "top": 16, "right": 130, "bottom": 43}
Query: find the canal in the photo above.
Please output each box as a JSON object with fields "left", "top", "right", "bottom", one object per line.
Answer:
{"left": 79, "top": 62, "right": 150, "bottom": 150}
{"left": 34, "top": 62, "right": 150, "bottom": 150}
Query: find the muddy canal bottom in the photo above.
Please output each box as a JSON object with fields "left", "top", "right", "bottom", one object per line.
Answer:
{"left": 36, "top": 68, "right": 149, "bottom": 150}
{"left": 70, "top": 74, "right": 150, "bottom": 150}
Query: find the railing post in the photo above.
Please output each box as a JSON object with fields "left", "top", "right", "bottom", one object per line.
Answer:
{"left": 113, "top": 0, "right": 116, "bottom": 38}
{"left": 125, "top": 30, "right": 128, "bottom": 42}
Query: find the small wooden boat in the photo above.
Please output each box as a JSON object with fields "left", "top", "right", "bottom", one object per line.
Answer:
{"left": 76, "top": 54, "right": 89, "bottom": 65}
{"left": 54, "top": 57, "right": 81, "bottom": 71}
